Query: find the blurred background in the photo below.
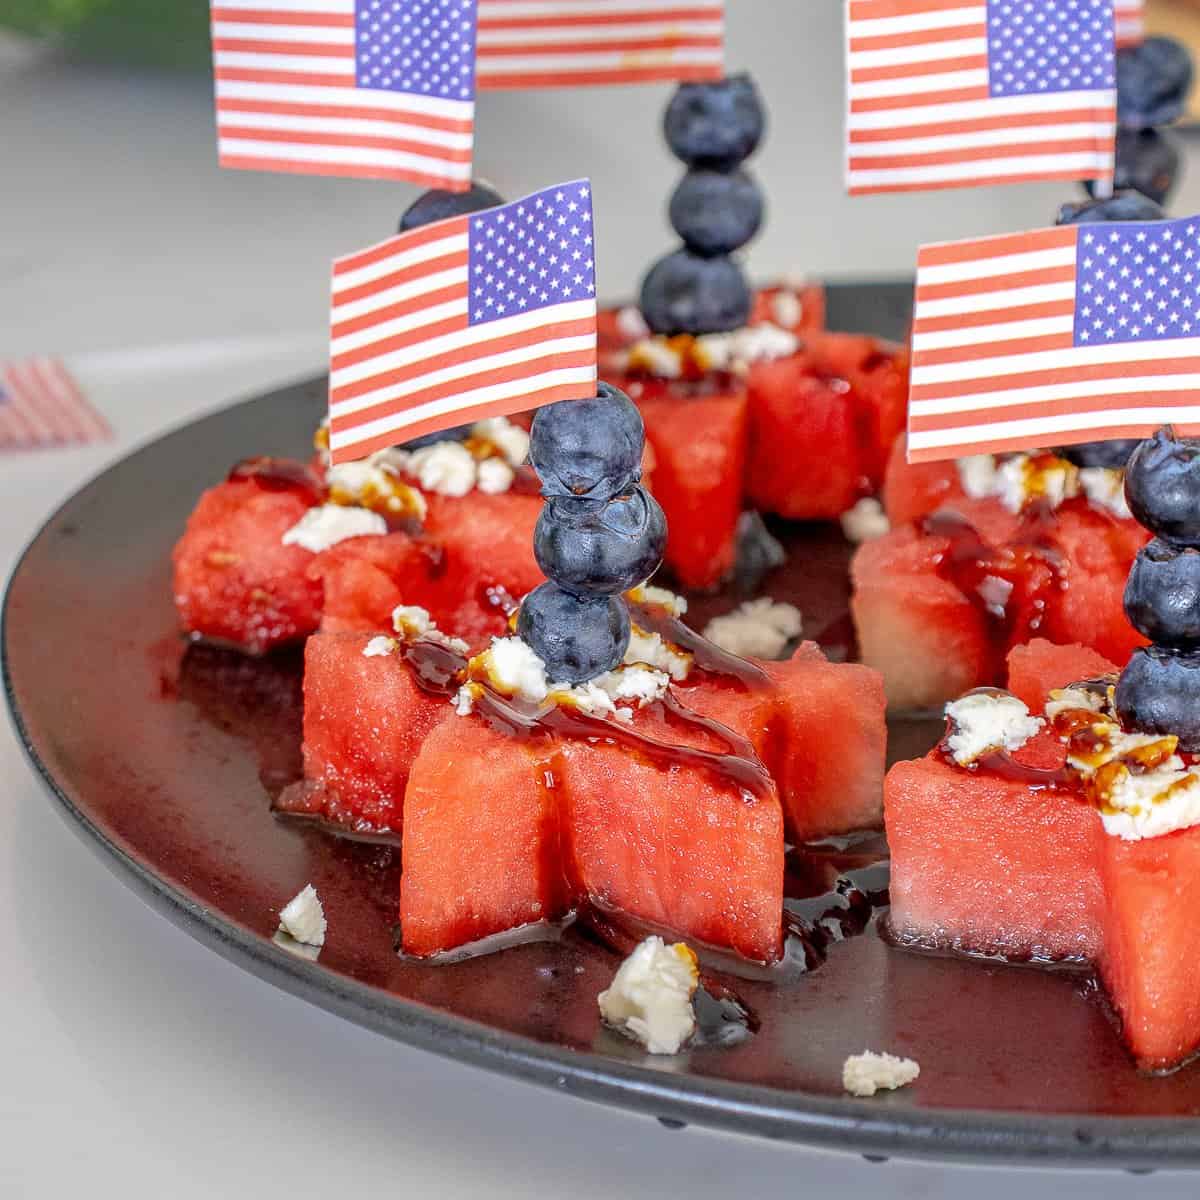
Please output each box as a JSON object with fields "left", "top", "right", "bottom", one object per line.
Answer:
{"left": 5, "top": 0, "right": 1200, "bottom": 366}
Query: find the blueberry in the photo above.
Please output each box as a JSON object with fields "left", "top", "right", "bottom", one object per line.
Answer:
{"left": 1084, "top": 129, "right": 1181, "bottom": 207}
{"left": 1056, "top": 439, "right": 1140, "bottom": 469}
{"left": 529, "top": 384, "right": 644, "bottom": 500}
{"left": 1124, "top": 538, "right": 1200, "bottom": 646}
{"left": 535, "top": 487, "right": 666, "bottom": 596}
{"left": 668, "top": 169, "right": 763, "bottom": 256}
{"left": 401, "top": 423, "right": 471, "bottom": 450}
{"left": 1056, "top": 190, "right": 1165, "bottom": 226}
{"left": 1116, "top": 37, "right": 1194, "bottom": 130}
{"left": 1115, "top": 644, "right": 1200, "bottom": 750}
{"left": 639, "top": 249, "right": 751, "bottom": 336}
{"left": 398, "top": 181, "right": 504, "bottom": 233}
{"left": 517, "top": 582, "right": 631, "bottom": 684}
{"left": 1124, "top": 428, "right": 1200, "bottom": 547}
{"left": 663, "top": 74, "right": 765, "bottom": 169}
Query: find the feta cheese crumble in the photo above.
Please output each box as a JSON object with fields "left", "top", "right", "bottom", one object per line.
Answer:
{"left": 407, "top": 440, "right": 477, "bottom": 498}
{"left": 278, "top": 884, "right": 327, "bottom": 948}
{"left": 626, "top": 625, "right": 693, "bottom": 681}
{"left": 623, "top": 323, "right": 799, "bottom": 379}
{"left": 1079, "top": 467, "right": 1132, "bottom": 519}
{"left": 840, "top": 496, "right": 890, "bottom": 543}
{"left": 476, "top": 456, "right": 515, "bottom": 494}
{"left": 597, "top": 936, "right": 699, "bottom": 1055}
{"left": 471, "top": 416, "right": 529, "bottom": 467}
{"left": 362, "top": 636, "right": 396, "bottom": 658}
{"left": 281, "top": 504, "right": 387, "bottom": 553}
{"left": 956, "top": 451, "right": 1131, "bottom": 520}
{"left": 702, "top": 597, "right": 803, "bottom": 661}
{"left": 842, "top": 1051, "right": 920, "bottom": 1097}
{"left": 470, "top": 636, "right": 550, "bottom": 704}
{"left": 944, "top": 691, "right": 1043, "bottom": 766}
{"left": 627, "top": 583, "right": 688, "bottom": 618}
{"left": 771, "top": 288, "right": 803, "bottom": 329}
{"left": 616, "top": 305, "right": 650, "bottom": 342}
{"left": 391, "top": 605, "right": 469, "bottom": 654}
{"left": 327, "top": 456, "right": 427, "bottom": 521}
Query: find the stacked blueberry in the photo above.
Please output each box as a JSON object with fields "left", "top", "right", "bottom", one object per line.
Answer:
{"left": 1116, "top": 429, "right": 1200, "bottom": 748}
{"left": 396, "top": 181, "right": 505, "bottom": 448}
{"left": 519, "top": 383, "right": 667, "bottom": 684}
{"left": 1083, "top": 35, "right": 1193, "bottom": 209}
{"left": 639, "top": 75, "right": 766, "bottom": 336}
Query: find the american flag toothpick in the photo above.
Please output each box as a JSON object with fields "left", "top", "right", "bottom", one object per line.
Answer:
{"left": 845, "top": 0, "right": 1117, "bottom": 196}
{"left": 0, "top": 358, "right": 111, "bottom": 449}
{"left": 474, "top": 0, "right": 724, "bottom": 89}
{"left": 210, "top": 0, "right": 477, "bottom": 188}
{"left": 907, "top": 216, "right": 1200, "bottom": 463}
{"left": 1114, "top": 0, "right": 1143, "bottom": 48}
{"left": 328, "top": 179, "right": 598, "bottom": 463}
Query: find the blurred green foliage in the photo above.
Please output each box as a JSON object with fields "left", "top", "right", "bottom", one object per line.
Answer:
{"left": 0, "top": 0, "right": 212, "bottom": 68}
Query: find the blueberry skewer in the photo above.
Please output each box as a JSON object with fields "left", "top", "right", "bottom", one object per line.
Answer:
{"left": 639, "top": 74, "right": 766, "bottom": 336}
{"left": 1116, "top": 429, "right": 1200, "bottom": 748}
{"left": 520, "top": 383, "right": 667, "bottom": 684}
{"left": 1082, "top": 35, "right": 1193, "bottom": 209}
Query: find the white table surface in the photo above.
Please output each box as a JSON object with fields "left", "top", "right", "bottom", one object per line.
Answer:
{"left": 5, "top": 23, "right": 1200, "bottom": 1199}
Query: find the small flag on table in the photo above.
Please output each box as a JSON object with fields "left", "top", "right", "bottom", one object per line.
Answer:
{"left": 475, "top": 0, "right": 724, "bottom": 89}
{"left": 0, "top": 358, "right": 111, "bottom": 450}
{"left": 210, "top": 0, "right": 477, "bottom": 189}
{"left": 907, "top": 215, "right": 1200, "bottom": 463}
{"left": 1115, "top": 0, "right": 1143, "bottom": 47}
{"left": 845, "top": 0, "right": 1117, "bottom": 196}
{"left": 328, "top": 179, "right": 598, "bottom": 463}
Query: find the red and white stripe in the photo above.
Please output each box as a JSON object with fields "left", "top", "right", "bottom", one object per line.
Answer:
{"left": 0, "top": 358, "right": 111, "bottom": 449}
{"left": 475, "top": 0, "right": 723, "bottom": 88}
{"left": 1115, "top": 0, "right": 1143, "bottom": 47}
{"left": 907, "top": 226, "right": 1200, "bottom": 463}
{"left": 329, "top": 219, "right": 596, "bottom": 462}
{"left": 210, "top": 0, "right": 475, "bottom": 188}
{"left": 845, "top": 0, "right": 1115, "bottom": 195}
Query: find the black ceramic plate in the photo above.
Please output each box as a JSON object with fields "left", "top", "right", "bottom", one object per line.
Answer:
{"left": 7, "top": 282, "right": 1200, "bottom": 1171}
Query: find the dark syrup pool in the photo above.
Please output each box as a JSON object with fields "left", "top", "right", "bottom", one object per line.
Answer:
{"left": 173, "top": 521, "right": 934, "bottom": 1047}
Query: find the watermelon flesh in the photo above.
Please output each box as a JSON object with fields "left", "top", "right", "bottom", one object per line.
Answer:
{"left": 851, "top": 497, "right": 1146, "bottom": 710}
{"left": 745, "top": 333, "right": 910, "bottom": 521}
{"left": 172, "top": 468, "right": 324, "bottom": 655}
{"left": 628, "top": 376, "right": 748, "bottom": 591}
{"left": 277, "top": 631, "right": 452, "bottom": 835}
{"left": 887, "top": 638, "right": 1200, "bottom": 1071}
{"left": 881, "top": 435, "right": 965, "bottom": 527}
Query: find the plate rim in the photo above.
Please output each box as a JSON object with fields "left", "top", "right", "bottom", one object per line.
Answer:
{"left": 6, "top": 361, "right": 1200, "bottom": 1172}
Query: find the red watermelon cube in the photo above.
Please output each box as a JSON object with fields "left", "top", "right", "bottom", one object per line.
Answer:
{"left": 745, "top": 333, "right": 909, "bottom": 521}
{"left": 172, "top": 466, "right": 325, "bottom": 655}
{"left": 277, "top": 630, "right": 452, "bottom": 836}
{"left": 880, "top": 435, "right": 966, "bottom": 527}
{"left": 888, "top": 638, "right": 1200, "bottom": 1071}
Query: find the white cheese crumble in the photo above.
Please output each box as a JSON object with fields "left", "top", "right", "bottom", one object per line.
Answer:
{"left": 391, "top": 605, "right": 468, "bottom": 654}
{"left": 702, "top": 597, "right": 803, "bottom": 661}
{"left": 327, "top": 456, "right": 428, "bottom": 520}
{"left": 598, "top": 665, "right": 671, "bottom": 707}
{"left": 840, "top": 496, "right": 891, "bottom": 543}
{"left": 627, "top": 583, "right": 688, "bottom": 618}
{"left": 957, "top": 454, "right": 1001, "bottom": 500}
{"left": 771, "top": 288, "right": 803, "bottom": 329}
{"left": 842, "top": 1051, "right": 920, "bottom": 1097}
{"left": 1098, "top": 762, "right": 1200, "bottom": 841}
{"left": 1045, "top": 685, "right": 1107, "bottom": 719}
{"left": 616, "top": 305, "right": 650, "bottom": 342}
{"left": 476, "top": 456, "right": 515, "bottom": 494}
{"left": 472, "top": 636, "right": 550, "bottom": 703}
{"left": 407, "top": 440, "right": 478, "bottom": 498}
{"left": 281, "top": 504, "right": 387, "bottom": 553}
{"left": 597, "top": 936, "right": 699, "bottom": 1055}
{"left": 471, "top": 416, "right": 529, "bottom": 467}
{"left": 698, "top": 323, "right": 799, "bottom": 374}
{"left": 362, "top": 636, "right": 396, "bottom": 658}
{"left": 1079, "top": 466, "right": 1132, "bottom": 519}
{"left": 944, "top": 691, "right": 1043, "bottom": 766}
{"left": 278, "top": 884, "right": 327, "bottom": 948}
{"left": 626, "top": 625, "right": 693, "bottom": 681}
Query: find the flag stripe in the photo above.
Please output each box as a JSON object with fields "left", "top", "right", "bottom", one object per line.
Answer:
{"left": 0, "top": 358, "right": 110, "bottom": 448}
{"left": 474, "top": 0, "right": 723, "bottom": 86}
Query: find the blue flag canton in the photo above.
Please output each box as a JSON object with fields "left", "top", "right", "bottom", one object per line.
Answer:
{"left": 986, "top": 0, "right": 1114, "bottom": 98}
{"left": 467, "top": 182, "right": 596, "bottom": 327}
{"left": 355, "top": 0, "right": 477, "bottom": 100}
{"left": 1072, "top": 218, "right": 1200, "bottom": 347}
